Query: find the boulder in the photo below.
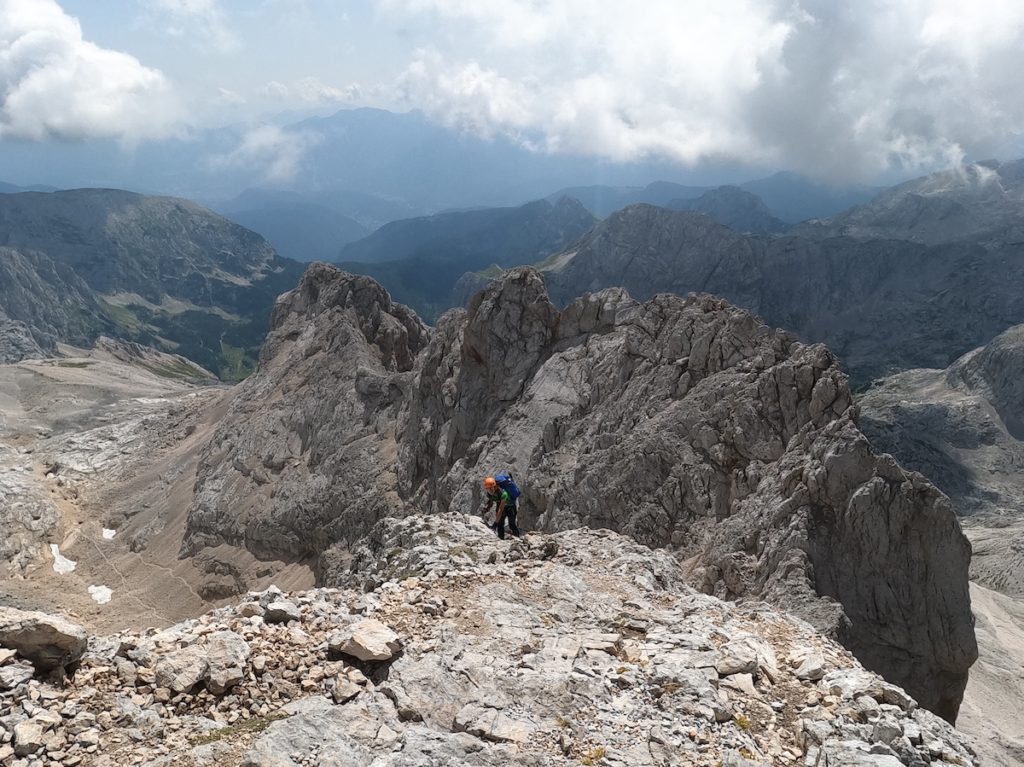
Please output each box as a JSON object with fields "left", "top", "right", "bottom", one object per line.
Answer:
{"left": 0, "top": 607, "right": 88, "bottom": 673}
{"left": 13, "top": 720, "right": 45, "bottom": 756}
{"left": 264, "top": 600, "right": 301, "bottom": 624}
{"left": 329, "top": 619, "right": 402, "bottom": 662}
{"left": 154, "top": 647, "right": 209, "bottom": 694}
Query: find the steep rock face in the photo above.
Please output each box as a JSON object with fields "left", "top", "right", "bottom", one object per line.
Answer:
{"left": 396, "top": 268, "right": 976, "bottom": 721}
{"left": 0, "top": 319, "right": 42, "bottom": 364}
{"left": 535, "top": 203, "right": 1024, "bottom": 383}
{"left": 859, "top": 325, "right": 1024, "bottom": 599}
{"left": 0, "top": 247, "right": 110, "bottom": 355}
{"left": 183, "top": 264, "right": 429, "bottom": 571}
{"left": 183, "top": 264, "right": 976, "bottom": 721}
{"left": 946, "top": 324, "right": 1024, "bottom": 438}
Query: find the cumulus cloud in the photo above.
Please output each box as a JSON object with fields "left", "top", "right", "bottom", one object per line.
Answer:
{"left": 210, "top": 125, "right": 321, "bottom": 183}
{"left": 382, "top": 0, "right": 1024, "bottom": 180}
{"left": 0, "top": 0, "right": 180, "bottom": 141}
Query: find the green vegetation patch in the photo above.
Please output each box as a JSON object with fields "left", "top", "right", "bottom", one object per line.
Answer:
{"left": 139, "top": 357, "right": 212, "bottom": 381}
{"left": 188, "top": 712, "right": 290, "bottom": 746}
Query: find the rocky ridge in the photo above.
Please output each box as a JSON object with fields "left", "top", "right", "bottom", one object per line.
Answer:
{"left": 185, "top": 265, "right": 976, "bottom": 722}
{"left": 0, "top": 190, "right": 305, "bottom": 377}
{"left": 800, "top": 159, "right": 1024, "bottom": 246}
{"left": 669, "top": 186, "right": 788, "bottom": 234}
{"left": 183, "top": 263, "right": 430, "bottom": 570}
{"left": 0, "top": 515, "right": 979, "bottom": 767}
{"left": 531, "top": 202, "right": 1024, "bottom": 383}
{"left": 858, "top": 324, "right": 1024, "bottom": 596}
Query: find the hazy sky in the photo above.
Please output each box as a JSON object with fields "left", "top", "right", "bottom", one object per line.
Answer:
{"left": 4, "top": 0, "right": 1024, "bottom": 182}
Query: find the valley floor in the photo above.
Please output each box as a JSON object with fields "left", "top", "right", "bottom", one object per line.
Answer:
{"left": 0, "top": 348, "right": 311, "bottom": 634}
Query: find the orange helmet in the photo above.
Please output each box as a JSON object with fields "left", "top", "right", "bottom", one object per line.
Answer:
{"left": 484, "top": 476, "right": 498, "bottom": 492}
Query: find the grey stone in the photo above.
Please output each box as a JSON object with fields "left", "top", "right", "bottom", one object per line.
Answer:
{"left": 153, "top": 649, "right": 208, "bottom": 694}
{"left": 0, "top": 608, "right": 88, "bottom": 674}
{"left": 181, "top": 264, "right": 975, "bottom": 726}
{"left": 263, "top": 601, "right": 301, "bottom": 625}
{"left": 329, "top": 619, "right": 401, "bottom": 662}
{"left": 12, "top": 721, "right": 44, "bottom": 757}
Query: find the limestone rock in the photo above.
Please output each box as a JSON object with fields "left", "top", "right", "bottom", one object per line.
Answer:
{"left": 183, "top": 264, "right": 429, "bottom": 568}
{"left": 330, "top": 619, "right": 401, "bottom": 662}
{"left": 204, "top": 630, "right": 251, "bottom": 694}
{"left": 0, "top": 661, "right": 33, "bottom": 690}
{"left": 396, "top": 269, "right": 976, "bottom": 721}
{"left": 0, "top": 607, "right": 88, "bottom": 673}
{"left": 182, "top": 264, "right": 976, "bottom": 724}
{"left": 264, "top": 600, "right": 301, "bottom": 624}
{"left": 13, "top": 720, "right": 45, "bottom": 756}
{"left": 0, "top": 516, "right": 980, "bottom": 767}
{"left": 154, "top": 648, "right": 209, "bottom": 694}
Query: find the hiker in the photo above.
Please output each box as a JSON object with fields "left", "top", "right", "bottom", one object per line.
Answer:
{"left": 482, "top": 474, "right": 521, "bottom": 539}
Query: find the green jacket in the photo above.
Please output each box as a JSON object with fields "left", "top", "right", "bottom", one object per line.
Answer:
{"left": 485, "top": 489, "right": 512, "bottom": 506}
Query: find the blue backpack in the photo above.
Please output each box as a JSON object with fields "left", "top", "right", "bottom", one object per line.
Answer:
{"left": 494, "top": 473, "right": 521, "bottom": 500}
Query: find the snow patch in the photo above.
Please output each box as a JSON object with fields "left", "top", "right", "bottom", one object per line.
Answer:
{"left": 50, "top": 544, "right": 76, "bottom": 574}
{"left": 102, "top": 528, "right": 116, "bottom": 540}
{"left": 88, "top": 585, "right": 113, "bottom": 605}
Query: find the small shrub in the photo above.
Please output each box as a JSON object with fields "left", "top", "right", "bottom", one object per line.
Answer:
{"left": 447, "top": 545, "right": 478, "bottom": 562}
{"left": 581, "top": 746, "right": 608, "bottom": 765}
{"left": 189, "top": 712, "right": 289, "bottom": 745}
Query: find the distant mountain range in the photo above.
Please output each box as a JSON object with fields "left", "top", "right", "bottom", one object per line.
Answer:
{"left": 0, "top": 189, "right": 303, "bottom": 378}
{"left": 0, "top": 181, "right": 59, "bottom": 193}
{"left": 3, "top": 158, "right": 1022, "bottom": 389}
{"left": 667, "top": 185, "right": 788, "bottom": 233}
{"left": 213, "top": 189, "right": 371, "bottom": 262}
{"left": 337, "top": 197, "right": 596, "bottom": 321}
{"left": 549, "top": 172, "right": 880, "bottom": 223}
{"left": 446, "top": 159, "right": 1024, "bottom": 384}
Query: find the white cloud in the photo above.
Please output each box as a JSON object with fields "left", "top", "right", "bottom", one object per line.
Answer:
{"left": 148, "top": 0, "right": 238, "bottom": 51}
{"left": 381, "top": 0, "right": 1024, "bottom": 180}
{"left": 262, "top": 77, "right": 362, "bottom": 104}
{"left": 210, "top": 125, "right": 321, "bottom": 183}
{"left": 217, "top": 87, "right": 245, "bottom": 106}
{"left": 0, "top": 0, "right": 180, "bottom": 141}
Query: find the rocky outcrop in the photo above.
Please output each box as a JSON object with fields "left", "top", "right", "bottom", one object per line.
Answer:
{"left": 183, "top": 264, "right": 430, "bottom": 569}
{"left": 395, "top": 268, "right": 976, "bottom": 721}
{"left": 0, "top": 608, "right": 87, "bottom": 674}
{"left": 185, "top": 264, "right": 976, "bottom": 722}
{"left": 859, "top": 324, "right": 1024, "bottom": 597}
{"left": 0, "top": 515, "right": 980, "bottom": 767}
{"left": 531, "top": 202, "right": 1024, "bottom": 383}
{"left": 0, "top": 319, "right": 43, "bottom": 364}
{"left": 946, "top": 324, "right": 1024, "bottom": 439}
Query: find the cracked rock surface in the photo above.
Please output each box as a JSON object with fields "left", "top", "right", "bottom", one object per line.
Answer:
{"left": 0, "top": 515, "right": 979, "bottom": 767}
{"left": 186, "top": 265, "right": 976, "bottom": 722}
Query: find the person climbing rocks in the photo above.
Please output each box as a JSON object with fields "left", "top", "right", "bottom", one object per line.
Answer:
{"left": 482, "top": 474, "right": 521, "bottom": 539}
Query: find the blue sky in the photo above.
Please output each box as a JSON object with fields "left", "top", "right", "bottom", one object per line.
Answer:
{"left": 4, "top": 0, "right": 1024, "bottom": 183}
